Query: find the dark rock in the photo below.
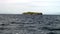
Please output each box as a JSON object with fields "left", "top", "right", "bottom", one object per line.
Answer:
{"left": 11, "top": 22, "right": 15, "bottom": 24}
{"left": 42, "top": 27, "right": 60, "bottom": 31}
{"left": 0, "top": 27, "right": 4, "bottom": 30}
{"left": 0, "top": 23, "right": 9, "bottom": 26}
{"left": 0, "top": 27, "right": 9, "bottom": 30}
{"left": 1, "top": 24, "right": 5, "bottom": 26}
{"left": 47, "top": 32, "right": 56, "bottom": 34}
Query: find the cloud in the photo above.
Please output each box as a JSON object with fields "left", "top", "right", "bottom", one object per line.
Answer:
{"left": 0, "top": 0, "right": 60, "bottom": 14}
{"left": 0, "top": 0, "right": 60, "bottom": 4}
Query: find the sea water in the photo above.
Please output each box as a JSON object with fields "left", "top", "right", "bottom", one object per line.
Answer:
{"left": 0, "top": 14, "right": 60, "bottom": 34}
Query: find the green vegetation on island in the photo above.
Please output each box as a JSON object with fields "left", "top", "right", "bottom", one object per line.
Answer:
{"left": 23, "top": 12, "right": 43, "bottom": 15}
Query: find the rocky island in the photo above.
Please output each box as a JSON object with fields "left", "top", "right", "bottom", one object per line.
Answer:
{"left": 23, "top": 12, "right": 43, "bottom": 15}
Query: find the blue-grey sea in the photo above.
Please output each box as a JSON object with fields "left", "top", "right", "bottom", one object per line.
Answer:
{"left": 0, "top": 14, "right": 60, "bottom": 34}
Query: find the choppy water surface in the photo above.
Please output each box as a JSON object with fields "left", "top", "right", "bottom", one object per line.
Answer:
{"left": 0, "top": 14, "right": 60, "bottom": 34}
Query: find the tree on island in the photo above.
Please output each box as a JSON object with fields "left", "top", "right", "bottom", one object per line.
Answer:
{"left": 22, "top": 12, "right": 43, "bottom": 15}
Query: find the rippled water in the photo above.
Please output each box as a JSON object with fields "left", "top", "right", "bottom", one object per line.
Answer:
{"left": 0, "top": 14, "right": 60, "bottom": 34}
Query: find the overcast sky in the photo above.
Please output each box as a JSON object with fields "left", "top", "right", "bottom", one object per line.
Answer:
{"left": 0, "top": 0, "right": 60, "bottom": 14}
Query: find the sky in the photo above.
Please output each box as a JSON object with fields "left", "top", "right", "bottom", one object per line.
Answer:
{"left": 0, "top": 0, "right": 60, "bottom": 14}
